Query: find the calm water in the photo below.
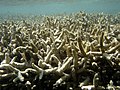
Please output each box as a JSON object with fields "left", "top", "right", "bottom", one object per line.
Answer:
{"left": 0, "top": 0, "right": 120, "bottom": 17}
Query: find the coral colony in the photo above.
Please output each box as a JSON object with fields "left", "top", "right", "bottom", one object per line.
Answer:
{"left": 0, "top": 11, "right": 120, "bottom": 90}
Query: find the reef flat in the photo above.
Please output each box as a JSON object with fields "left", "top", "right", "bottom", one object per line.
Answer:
{"left": 0, "top": 11, "right": 120, "bottom": 90}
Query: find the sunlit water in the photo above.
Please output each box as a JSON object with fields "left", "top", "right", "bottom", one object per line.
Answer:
{"left": 0, "top": 0, "right": 120, "bottom": 18}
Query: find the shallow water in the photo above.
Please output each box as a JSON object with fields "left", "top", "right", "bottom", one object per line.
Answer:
{"left": 0, "top": 0, "right": 120, "bottom": 17}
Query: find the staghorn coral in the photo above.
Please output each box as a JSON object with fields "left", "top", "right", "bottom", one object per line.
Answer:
{"left": 0, "top": 11, "right": 120, "bottom": 90}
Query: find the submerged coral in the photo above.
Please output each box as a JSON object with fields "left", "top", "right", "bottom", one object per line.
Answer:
{"left": 0, "top": 11, "right": 120, "bottom": 90}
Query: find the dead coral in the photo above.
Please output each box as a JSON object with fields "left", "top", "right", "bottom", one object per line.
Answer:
{"left": 0, "top": 11, "right": 120, "bottom": 90}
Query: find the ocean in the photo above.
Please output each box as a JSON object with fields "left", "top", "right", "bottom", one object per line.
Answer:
{"left": 0, "top": 0, "right": 120, "bottom": 18}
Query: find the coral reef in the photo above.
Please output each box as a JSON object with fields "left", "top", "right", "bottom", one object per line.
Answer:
{"left": 0, "top": 11, "right": 120, "bottom": 90}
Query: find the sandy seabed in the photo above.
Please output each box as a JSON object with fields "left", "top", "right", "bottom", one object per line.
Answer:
{"left": 0, "top": 11, "right": 120, "bottom": 90}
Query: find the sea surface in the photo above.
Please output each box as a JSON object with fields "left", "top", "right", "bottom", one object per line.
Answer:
{"left": 0, "top": 0, "right": 120, "bottom": 17}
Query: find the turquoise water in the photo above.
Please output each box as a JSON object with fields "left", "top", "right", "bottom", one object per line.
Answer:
{"left": 0, "top": 0, "right": 120, "bottom": 17}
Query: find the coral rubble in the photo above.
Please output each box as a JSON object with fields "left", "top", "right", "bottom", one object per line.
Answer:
{"left": 0, "top": 11, "right": 120, "bottom": 90}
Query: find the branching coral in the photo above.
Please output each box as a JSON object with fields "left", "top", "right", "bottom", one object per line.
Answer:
{"left": 0, "top": 11, "right": 120, "bottom": 90}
